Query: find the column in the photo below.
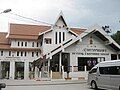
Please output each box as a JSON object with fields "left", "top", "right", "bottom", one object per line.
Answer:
{"left": 0, "top": 61, "right": 2, "bottom": 79}
{"left": 48, "top": 58, "right": 50, "bottom": 78}
{"left": 59, "top": 53, "right": 62, "bottom": 72}
{"left": 24, "top": 61, "right": 29, "bottom": 80}
{"left": 35, "top": 66, "right": 38, "bottom": 78}
{"left": 117, "top": 54, "right": 119, "bottom": 60}
{"left": 62, "top": 66, "right": 64, "bottom": 79}
{"left": 9, "top": 60, "right": 15, "bottom": 79}
{"left": 97, "top": 58, "right": 101, "bottom": 63}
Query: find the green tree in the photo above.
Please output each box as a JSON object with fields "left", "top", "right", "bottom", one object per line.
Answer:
{"left": 111, "top": 31, "right": 120, "bottom": 45}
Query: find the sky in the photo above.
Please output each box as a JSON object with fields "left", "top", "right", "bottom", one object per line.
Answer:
{"left": 0, "top": 0, "right": 120, "bottom": 34}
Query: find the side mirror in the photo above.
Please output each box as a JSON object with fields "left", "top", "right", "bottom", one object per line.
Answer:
{"left": 0, "top": 83, "right": 6, "bottom": 88}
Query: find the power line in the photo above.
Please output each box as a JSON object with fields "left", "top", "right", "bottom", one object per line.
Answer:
{"left": 0, "top": 9, "right": 113, "bottom": 37}
{"left": 9, "top": 12, "right": 53, "bottom": 26}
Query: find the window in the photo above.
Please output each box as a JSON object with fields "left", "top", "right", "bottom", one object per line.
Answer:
{"left": 32, "top": 42, "right": 34, "bottom": 47}
{"left": 32, "top": 52, "right": 34, "bottom": 57}
{"left": 89, "top": 68, "right": 97, "bottom": 74}
{"left": 9, "top": 51, "right": 11, "bottom": 56}
{"left": 37, "top": 42, "right": 39, "bottom": 47}
{"left": 55, "top": 32, "right": 57, "bottom": 44}
{"left": 1, "top": 51, "right": 3, "bottom": 56}
{"left": 63, "top": 32, "right": 65, "bottom": 41}
{"left": 45, "top": 38, "right": 52, "bottom": 44}
{"left": 111, "top": 54, "right": 117, "bottom": 60}
{"left": 25, "top": 42, "right": 27, "bottom": 47}
{"left": 21, "top": 52, "right": 23, "bottom": 56}
{"left": 18, "top": 42, "right": 20, "bottom": 46}
{"left": 99, "top": 66, "right": 120, "bottom": 75}
{"left": 36, "top": 52, "right": 39, "bottom": 57}
{"left": 17, "top": 51, "right": 19, "bottom": 56}
{"left": 118, "top": 54, "right": 120, "bottom": 59}
{"left": 40, "top": 41, "right": 42, "bottom": 46}
{"left": 78, "top": 57, "right": 98, "bottom": 71}
{"left": 59, "top": 32, "right": 61, "bottom": 43}
{"left": 21, "top": 42, "right": 23, "bottom": 46}
{"left": 24, "top": 52, "right": 27, "bottom": 56}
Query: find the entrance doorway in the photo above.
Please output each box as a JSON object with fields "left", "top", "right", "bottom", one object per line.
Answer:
{"left": 1, "top": 61, "right": 10, "bottom": 79}
{"left": 50, "top": 53, "right": 70, "bottom": 79}
{"left": 62, "top": 53, "right": 70, "bottom": 72}
{"left": 15, "top": 62, "right": 24, "bottom": 79}
{"left": 50, "top": 53, "right": 59, "bottom": 72}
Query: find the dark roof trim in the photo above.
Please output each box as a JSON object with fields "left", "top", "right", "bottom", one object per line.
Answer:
{"left": 93, "top": 31, "right": 108, "bottom": 41}
{"left": 109, "top": 43, "right": 120, "bottom": 51}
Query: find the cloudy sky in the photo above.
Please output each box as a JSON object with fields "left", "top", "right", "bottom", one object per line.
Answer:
{"left": 0, "top": 0, "right": 120, "bottom": 34}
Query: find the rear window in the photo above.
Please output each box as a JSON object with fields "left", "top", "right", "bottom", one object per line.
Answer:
{"left": 99, "top": 66, "right": 120, "bottom": 75}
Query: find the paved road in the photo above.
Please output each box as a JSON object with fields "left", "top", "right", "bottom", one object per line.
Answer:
{"left": 1, "top": 80, "right": 92, "bottom": 90}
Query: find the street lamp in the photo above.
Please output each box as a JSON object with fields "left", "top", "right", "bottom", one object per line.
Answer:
{"left": 0, "top": 9, "right": 11, "bottom": 14}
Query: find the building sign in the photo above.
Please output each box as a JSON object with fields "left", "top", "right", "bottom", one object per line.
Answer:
{"left": 72, "top": 48, "right": 109, "bottom": 56}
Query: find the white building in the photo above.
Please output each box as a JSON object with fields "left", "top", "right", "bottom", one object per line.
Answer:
{"left": 0, "top": 12, "right": 120, "bottom": 80}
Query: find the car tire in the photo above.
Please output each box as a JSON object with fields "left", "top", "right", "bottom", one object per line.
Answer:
{"left": 91, "top": 81, "right": 97, "bottom": 89}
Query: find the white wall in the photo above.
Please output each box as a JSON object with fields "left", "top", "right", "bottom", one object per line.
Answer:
{"left": 65, "top": 33, "right": 118, "bottom": 67}
{"left": 42, "top": 18, "right": 76, "bottom": 55}
{"left": 11, "top": 40, "right": 40, "bottom": 48}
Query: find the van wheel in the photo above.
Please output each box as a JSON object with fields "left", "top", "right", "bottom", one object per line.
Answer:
{"left": 91, "top": 81, "right": 97, "bottom": 89}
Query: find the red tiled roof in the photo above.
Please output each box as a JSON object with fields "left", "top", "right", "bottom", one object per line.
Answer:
{"left": 8, "top": 34, "right": 38, "bottom": 40}
{"left": 7, "top": 23, "right": 51, "bottom": 40}
{"left": 0, "top": 32, "right": 9, "bottom": 44}
{"left": 70, "top": 28, "right": 86, "bottom": 35}
{"left": 0, "top": 23, "right": 86, "bottom": 50}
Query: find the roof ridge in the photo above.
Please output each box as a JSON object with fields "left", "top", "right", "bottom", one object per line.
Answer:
{"left": 0, "top": 32, "right": 8, "bottom": 34}
{"left": 10, "top": 23, "right": 51, "bottom": 27}
{"left": 9, "top": 33, "right": 39, "bottom": 36}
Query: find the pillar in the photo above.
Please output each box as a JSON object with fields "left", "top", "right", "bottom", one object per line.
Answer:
{"left": 9, "top": 60, "right": 15, "bottom": 79}
{"left": 48, "top": 58, "right": 50, "bottom": 77}
{"left": 24, "top": 61, "right": 29, "bottom": 79}
{"left": 84, "top": 65, "right": 87, "bottom": 72}
{"left": 35, "top": 67, "right": 39, "bottom": 78}
{"left": 62, "top": 66, "right": 64, "bottom": 79}
{"left": 59, "top": 53, "right": 62, "bottom": 72}
{"left": 0, "top": 61, "right": 2, "bottom": 79}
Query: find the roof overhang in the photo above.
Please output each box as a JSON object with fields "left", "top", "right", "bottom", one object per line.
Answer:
{"left": 81, "top": 24, "right": 120, "bottom": 52}
{"left": 109, "top": 43, "right": 120, "bottom": 51}
{"left": 93, "top": 31, "right": 109, "bottom": 41}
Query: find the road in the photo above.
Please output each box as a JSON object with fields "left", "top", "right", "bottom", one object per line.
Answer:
{"left": 1, "top": 80, "right": 92, "bottom": 90}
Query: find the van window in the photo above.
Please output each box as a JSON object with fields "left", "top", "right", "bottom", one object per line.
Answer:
{"left": 89, "top": 68, "right": 97, "bottom": 74}
{"left": 99, "top": 66, "right": 120, "bottom": 75}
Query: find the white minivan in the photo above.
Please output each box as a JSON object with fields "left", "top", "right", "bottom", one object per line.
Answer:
{"left": 88, "top": 60, "right": 120, "bottom": 90}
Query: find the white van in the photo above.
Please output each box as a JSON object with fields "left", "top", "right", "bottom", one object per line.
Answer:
{"left": 88, "top": 60, "right": 120, "bottom": 90}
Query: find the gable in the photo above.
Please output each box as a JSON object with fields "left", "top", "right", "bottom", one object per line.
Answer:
{"left": 55, "top": 15, "right": 67, "bottom": 27}
{"left": 80, "top": 25, "right": 120, "bottom": 51}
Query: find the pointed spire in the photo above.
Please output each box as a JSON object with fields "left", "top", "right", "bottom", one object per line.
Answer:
{"left": 54, "top": 11, "right": 68, "bottom": 27}
{"left": 59, "top": 10, "right": 64, "bottom": 16}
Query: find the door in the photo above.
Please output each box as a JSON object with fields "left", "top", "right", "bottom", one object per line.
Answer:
{"left": 97, "top": 67, "right": 111, "bottom": 88}
{"left": 109, "top": 66, "right": 120, "bottom": 89}
{"left": 15, "top": 62, "right": 24, "bottom": 79}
